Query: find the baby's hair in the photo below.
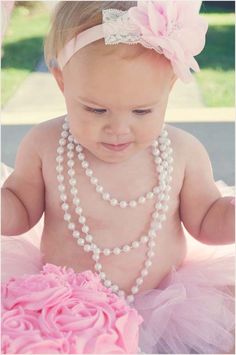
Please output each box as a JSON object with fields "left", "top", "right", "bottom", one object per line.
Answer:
{"left": 44, "top": 1, "right": 137, "bottom": 69}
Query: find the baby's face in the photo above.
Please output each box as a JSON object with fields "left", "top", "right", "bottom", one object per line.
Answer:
{"left": 58, "top": 43, "right": 175, "bottom": 163}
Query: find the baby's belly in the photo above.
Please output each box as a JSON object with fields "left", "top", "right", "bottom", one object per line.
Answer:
{"left": 41, "top": 220, "right": 187, "bottom": 294}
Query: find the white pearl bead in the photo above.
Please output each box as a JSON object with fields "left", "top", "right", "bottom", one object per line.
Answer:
{"left": 57, "top": 147, "right": 64, "bottom": 154}
{"left": 95, "top": 263, "right": 102, "bottom": 271}
{"left": 69, "top": 178, "right": 76, "bottom": 186}
{"left": 77, "top": 238, "right": 85, "bottom": 246}
{"left": 68, "top": 135, "right": 74, "bottom": 142}
{"left": 141, "top": 236, "right": 148, "bottom": 244}
{"left": 64, "top": 213, "right": 71, "bottom": 221}
{"left": 120, "top": 201, "right": 127, "bottom": 208}
{"left": 127, "top": 295, "right": 134, "bottom": 303}
{"left": 72, "top": 231, "right": 80, "bottom": 238}
{"left": 61, "top": 203, "right": 69, "bottom": 211}
{"left": 132, "top": 241, "right": 140, "bottom": 248}
{"left": 131, "top": 286, "right": 138, "bottom": 294}
{"left": 153, "top": 186, "right": 160, "bottom": 194}
{"left": 84, "top": 244, "right": 91, "bottom": 252}
{"left": 148, "top": 240, "right": 156, "bottom": 248}
{"left": 152, "top": 140, "right": 158, "bottom": 147}
{"left": 103, "top": 248, "right": 111, "bottom": 256}
{"left": 78, "top": 153, "right": 85, "bottom": 161}
{"left": 90, "top": 177, "right": 98, "bottom": 185}
{"left": 82, "top": 225, "right": 89, "bottom": 233}
{"left": 68, "top": 223, "right": 75, "bottom": 230}
{"left": 136, "top": 278, "right": 143, "bottom": 286}
{"left": 96, "top": 185, "right": 103, "bottom": 193}
{"left": 56, "top": 165, "right": 63, "bottom": 173}
{"left": 155, "top": 157, "right": 162, "bottom": 164}
{"left": 61, "top": 131, "right": 68, "bottom": 138}
{"left": 76, "top": 145, "right": 82, "bottom": 152}
{"left": 159, "top": 214, "right": 166, "bottom": 221}
{"left": 79, "top": 216, "right": 86, "bottom": 223}
{"left": 138, "top": 196, "right": 146, "bottom": 204}
{"left": 67, "top": 151, "right": 74, "bottom": 159}
{"left": 123, "top": 245, "right": 130, "bottom": 252}
{"left": 68, "top": 169, "right": 75, "bottom": 176}
{"left": 148, "top": 251, "right": 155, "bottom": 258}
{"left": 56, "top": 156, "right": 63, "bottom": 163}
{"left": 67, "top": 160, "right": 74, "bottom": 168}
{"left": 152, "top": 211, "right": 159, "bottom": 219}
{"left": 141, "top": 269, "right": 148, "bottom": 277}
{"left": 111, "top": 285, "right": 119, "bottom": 292}
{"left": 67, "top": 143, "right": 74, "bottom": 150}
{"left": 145, "top": 260, "right": 152, "bottom": 268}
{"left": 81, "top": 161, "right": 89, "bottom": 168}
{"left": 129, "top": 200, "right": 137, "bottom": 208}
{"left": 75, "top": 206, "right": 82, "bottom": 214}
{"left": 146, "top": 192, "right": 154, "bottom": 199}
{"left": 110, "top": 199, "right": 118, "bottom": 206}
{"left": 92, "top": 254, "right": 100, "bottom": 261}
{"left": 62, "top": 123, "right": 69, "bottom": 130}
{"left": 102, "top": 193, "right": 110, "bottom": 200}
{"left": 59, "top": 138, "right": 66, "bottom": 146}
{"left": 148, "top": 230, "right": 156, "bottom": 238}
{"left": 60, "top": 193, "right": 67, "bottom": 201}
{"left": 73, "top": 197, "right": 80, "bottom": 205}
{"left": 70, "top": 187, "right": 78, "bottom": 195}
{"left": 104, "top": 280, "right": 112, "bottom": 287}
{"left": 99, "top": 272, "right": 106, "bottom": 280}
{"left": 85, "top": 169, "right": 93, "bottom": 177}
{"left": 113, "top": 247, "right": 121, "bottom": 255}
{"left": 118, "top": 290, "right": 125, "bottom": 297}
{"left": 85, "top": 234, "right": 93, "bottom": 242}
{"left": 57, "top": 175, "right": 64, "bottom": 183}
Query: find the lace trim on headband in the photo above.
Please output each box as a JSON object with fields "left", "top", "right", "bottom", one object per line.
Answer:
{"left": 102, "top": 9, "right": 141, "bottom": 45}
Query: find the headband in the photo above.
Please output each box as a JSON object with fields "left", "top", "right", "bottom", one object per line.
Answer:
{"left": 57, "top": 1, "right": 208, "bottom": 83}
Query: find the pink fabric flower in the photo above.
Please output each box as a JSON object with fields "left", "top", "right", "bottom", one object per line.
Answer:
{"left": 128, "top": 0, "right": 208, "bottom": 82}
{"left": 1, "top": 264, "right": 143, "bottom": 354}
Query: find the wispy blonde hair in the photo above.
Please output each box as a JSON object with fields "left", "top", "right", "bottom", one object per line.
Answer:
{"left": 44, "top": 1, "right": 137, "bottom": 69}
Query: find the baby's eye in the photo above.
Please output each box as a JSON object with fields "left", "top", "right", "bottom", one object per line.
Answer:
{"left": 133, "top": 109, "right": 152, "bottom": 115}
{"left": 85, "top": 107, "right": 107, "bottom": 114}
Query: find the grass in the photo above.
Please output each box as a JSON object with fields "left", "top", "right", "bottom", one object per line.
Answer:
{"left": 1, "top": 3, "right": 50, "bottom": 107}
{"left": 195, "top": 12, "right": 235, "bottom": 107}
{"left": 1, "top": 3, "right": 235, "bottom": 108}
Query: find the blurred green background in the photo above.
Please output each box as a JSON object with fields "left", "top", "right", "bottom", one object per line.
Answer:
{"left": 1, "top": 0, "right": 235, "bottom": 108}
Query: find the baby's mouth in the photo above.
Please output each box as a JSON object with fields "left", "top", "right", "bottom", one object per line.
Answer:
{"left": 101, "top": 142, "right": 132, "bottom": 152}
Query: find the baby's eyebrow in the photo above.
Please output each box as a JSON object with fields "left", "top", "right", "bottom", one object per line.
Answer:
{"left": 78, "top": 96, "right": 159, "bottom": 109}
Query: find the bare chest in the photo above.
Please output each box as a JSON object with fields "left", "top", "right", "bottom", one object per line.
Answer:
{"left": 41, "top": 138, "right": 186, "bottom": 293}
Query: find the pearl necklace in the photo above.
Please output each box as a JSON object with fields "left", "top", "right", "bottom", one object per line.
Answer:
{"left": 56, "top": 118, "right": 173, "bottom": 303}
{"left": 76, "top": 140, "right": 171, "bottom": 208}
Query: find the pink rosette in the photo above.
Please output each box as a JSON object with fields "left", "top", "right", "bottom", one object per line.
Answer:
{"left": 1, "top": 264, "right": 143, "bottom": 354}
{"left": 128, "top": 0, "right": 208, "bottom": 82}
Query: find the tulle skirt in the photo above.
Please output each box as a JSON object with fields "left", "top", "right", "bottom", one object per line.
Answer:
{"left": 1, "top": 163, "right": 235, "bottom": 354}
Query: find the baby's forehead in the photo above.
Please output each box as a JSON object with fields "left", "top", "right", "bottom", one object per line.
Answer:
{"left": 65, "top": 41, "right": 173, "bottom": 76}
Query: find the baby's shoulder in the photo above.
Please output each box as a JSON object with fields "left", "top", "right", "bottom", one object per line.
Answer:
{"left": 166, "top": 124, "right": 206, "bottom": 159}
{"left": 23, "top": 115, "right": 65, "bottom": 153}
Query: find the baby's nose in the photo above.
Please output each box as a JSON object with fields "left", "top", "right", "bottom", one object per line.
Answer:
{"left": 104, "top": 117, "right": 131, "bottom": 136}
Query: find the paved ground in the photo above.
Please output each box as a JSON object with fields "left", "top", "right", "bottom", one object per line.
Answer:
{"left": 1, "top": 57, "right": 235, "bottom": 185}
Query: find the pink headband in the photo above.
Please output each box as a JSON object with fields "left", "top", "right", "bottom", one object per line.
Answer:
{"left": 57, "top": 1, "right": 208, "bottom": 83}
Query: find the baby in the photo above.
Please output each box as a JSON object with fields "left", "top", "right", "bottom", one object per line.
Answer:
{"left": 1, "top": 1, "right": 235, "bottom": 353}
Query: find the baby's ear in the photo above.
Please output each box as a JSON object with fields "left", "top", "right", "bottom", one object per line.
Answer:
{"left": 50, "top": 66, "right": 64, "bottom": 94}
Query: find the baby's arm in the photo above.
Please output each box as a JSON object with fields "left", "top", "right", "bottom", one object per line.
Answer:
{"left": 1, "top": 126, "right": 45, "bottom": 235}
{"left": 180, "top": 133, "right": 234, "bottom": 245}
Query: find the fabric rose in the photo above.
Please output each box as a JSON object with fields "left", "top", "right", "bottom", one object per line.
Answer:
{"left": 128, "top": 0, "right": 208, "bottom": 82}
{"left": 1, "top": 264, "right": 143, "bottom": 354}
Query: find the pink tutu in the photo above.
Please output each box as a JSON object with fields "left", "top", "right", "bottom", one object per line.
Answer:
{"left": 1, "top": 163, "right": 235, "bottom": 354}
